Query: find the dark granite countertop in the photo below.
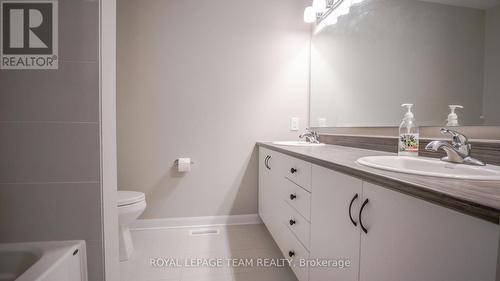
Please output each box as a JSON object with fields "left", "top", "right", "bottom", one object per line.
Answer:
{"left": 258, "top": 142, "right": 500, "bottom": 224}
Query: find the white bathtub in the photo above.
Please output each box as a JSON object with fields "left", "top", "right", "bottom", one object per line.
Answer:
{"left": 0, "top": 240, "right": 87, "bottom": 281}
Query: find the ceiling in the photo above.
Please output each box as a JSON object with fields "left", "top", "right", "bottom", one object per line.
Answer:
{"left": 421, "top": 0, "right": 500, "bottom": 9}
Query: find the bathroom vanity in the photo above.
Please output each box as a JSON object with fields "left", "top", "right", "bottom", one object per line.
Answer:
{"left": 258, "top": 143, "right": 500, "bottom": 281}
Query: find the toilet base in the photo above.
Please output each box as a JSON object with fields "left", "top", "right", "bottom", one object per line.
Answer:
{"left": 119, "top": 226, "right": 134, "bottom": 261}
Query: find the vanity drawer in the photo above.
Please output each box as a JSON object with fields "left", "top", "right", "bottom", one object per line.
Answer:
{"left": 282, "top": 200, "right": 310, "bottom": 250}
{"left": 279, "top": 221, "right": 310, "bottom": 281}
{"left": 283, "top": 155, "right": 312, "bottom": 192}
{"left": 283, "top": 178, "right": 311, "bottom": 221}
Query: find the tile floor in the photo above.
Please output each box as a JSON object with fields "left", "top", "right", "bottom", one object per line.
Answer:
{"left": 119, "top": 224, "right": 298, "bottom": 281}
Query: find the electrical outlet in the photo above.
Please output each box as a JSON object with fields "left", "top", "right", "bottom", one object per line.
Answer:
{"left": 290, "top": 117, "right": 299, "bottom": 131}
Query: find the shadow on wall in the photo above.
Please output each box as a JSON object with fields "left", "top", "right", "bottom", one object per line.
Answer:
{"left": 218, "top": 145, "right": 260, "bottom": 218}
{"left": 214, "top": 145, "right": 296, "bottom": 280}
{"left": 138, "top": 144, "right": 259, "bottom": 219}
{"left": 141, "top": 160, "right": 188, "bottom": 219}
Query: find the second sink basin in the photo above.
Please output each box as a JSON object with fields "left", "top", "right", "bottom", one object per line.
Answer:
{"left": 356, "top": 156, "right": 500, "bottom": 181}
{"left": 272, "top": 141, "right": 326, "bottom": 147}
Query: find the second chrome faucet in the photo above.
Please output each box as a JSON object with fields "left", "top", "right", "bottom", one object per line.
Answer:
{"left": 299, "top": 128, "right": 320, "bottom": 144}
{"left": 425, "top": 128, "right": 485, "bottom": 166}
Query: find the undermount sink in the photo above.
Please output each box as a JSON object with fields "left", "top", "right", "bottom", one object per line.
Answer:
{"left": 272, "top": 141, "right": 326, "bottom": 147}
{"left": 356, "top": 156, "right": 500, "bottom": 181}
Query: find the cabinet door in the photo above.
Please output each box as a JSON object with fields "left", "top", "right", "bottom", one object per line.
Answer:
{"left": 359, "top": 182, "right": 499, "bottom": 281}
{"left": 310, "top": 165, "right": 363, "bottom": 281}
{"left": 258, "top": 148, "right": 285, "bottom": 239}
{"left": 259, "top": 148, "right": 273, "bottom": 227}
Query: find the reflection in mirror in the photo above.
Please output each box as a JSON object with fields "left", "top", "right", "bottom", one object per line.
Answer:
{"left": 310, "top": 0, "right": 500, "bottom": 127}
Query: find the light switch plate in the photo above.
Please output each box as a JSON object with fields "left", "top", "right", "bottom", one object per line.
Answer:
{"left": 290, "top": 117, "right": 299, "bottom": 131}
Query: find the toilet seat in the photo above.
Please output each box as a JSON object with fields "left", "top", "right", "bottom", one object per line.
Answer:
{"left": 117, "top": 190, "right": 147, "bottom": 261}
{"left": 118, "top": 191, "right": 145, "bottom": 207}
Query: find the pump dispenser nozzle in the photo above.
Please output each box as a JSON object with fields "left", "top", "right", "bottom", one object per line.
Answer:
{"left": 446, "top": 105, "right": 463, "bottom": 126}
{"left": 401, "top": 103, "right": 414, "bottom": 121}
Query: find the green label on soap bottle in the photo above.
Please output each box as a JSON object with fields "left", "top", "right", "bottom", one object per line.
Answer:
{"left": 399, "top": 133, "right": 419, "bottom": 152}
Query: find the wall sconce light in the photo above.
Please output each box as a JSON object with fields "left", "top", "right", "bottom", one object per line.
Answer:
{"left": 304, "top": 0, "right": 335, "bottom": 24}
{"left": 304, "top": 6, "right": 316, "bottom": 23}
{"left": 304, "top": 0, "right": 367, "bottom": 27}
{"left": 312, "top": 0, "right": 327, "bottom": 13}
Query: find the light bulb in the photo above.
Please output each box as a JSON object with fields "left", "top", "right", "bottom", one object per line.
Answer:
{"left": 312, "top": 0, "right": 327, "bottom": 13}
{"left": 304, "top": 6, "right": 316, "bottom": 23}
{"left": 338, "top": 0, "right": 350, "bottom": 16}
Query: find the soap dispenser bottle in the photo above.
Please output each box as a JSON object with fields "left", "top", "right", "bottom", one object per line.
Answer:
{"left": 446, "top": 105, "right": 463, "bottom": 126}
{"left": 398, "top": 103, "right": 419, "bottom": 156}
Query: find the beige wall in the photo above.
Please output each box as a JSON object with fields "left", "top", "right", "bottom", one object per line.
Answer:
{"left": 117, "top": 0, "right": 310, "bottom": 219}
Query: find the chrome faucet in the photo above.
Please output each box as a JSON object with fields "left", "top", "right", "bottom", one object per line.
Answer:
{"left": 299, "top": 129, "right": 320, "bottom": 144}
{"left": 425, "top": 128, "right": 485, "bottom": 166}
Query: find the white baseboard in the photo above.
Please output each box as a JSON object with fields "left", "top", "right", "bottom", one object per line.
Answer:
{"left": 130, "top": 214, "right": 263, "bottom": 230}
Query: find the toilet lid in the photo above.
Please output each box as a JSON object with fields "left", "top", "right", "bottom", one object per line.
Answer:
{"left": 118, "top": 191, "right": 145, "bottom": 206}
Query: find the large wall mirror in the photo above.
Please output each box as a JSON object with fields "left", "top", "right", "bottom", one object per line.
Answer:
{"left": 310, "top": 0, "right": 500, "bottom": 127}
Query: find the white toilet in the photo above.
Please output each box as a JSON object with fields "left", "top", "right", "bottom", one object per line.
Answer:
{"left": 118, "top": 190, "right": 146, "bottom": 261}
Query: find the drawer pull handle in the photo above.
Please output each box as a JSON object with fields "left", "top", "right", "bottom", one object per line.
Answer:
{"left": 265, "top": 156, "right": 271, "bottom": 170}
{"left": 359, "top": 198, "right": 369, "bottom": 234}
{"left": 290, "top": 168, "right": 297, "bottom": 174}
{"left": 288, "top": 251, "right": 295, "bottom": 257}
{"left": 289, "top": 219, "right": 296, "bottom": 226}
{"left": 349, "top": 193, "right": 359, "bottom": 227}
{"left": 290, "top": 194, "right": 297, "bottom": 200}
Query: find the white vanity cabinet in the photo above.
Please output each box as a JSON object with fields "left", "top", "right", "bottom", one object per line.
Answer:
{"left": 259, "top": 147, "right": 312, "bottom": 281}
{"left": 259, "top": 146, "right": 500, "bottom": 281}
{"left": 358, "top": 181, "right": 499, "bottom": 281}
{"left": 310, "top": 164, "right": 499, "bottom": 281}
{"left": 310, "top": 166, "right": 363, "bottom": 281}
